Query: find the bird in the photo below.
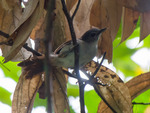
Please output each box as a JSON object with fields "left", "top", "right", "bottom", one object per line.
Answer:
{"left": 18, "top": 28, "right": 106, "bottom": 77}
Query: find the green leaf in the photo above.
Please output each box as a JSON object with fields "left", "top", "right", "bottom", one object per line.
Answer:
{"left": 132, "top": 89, "right": 150, "bottom": 113}
{"left": 67, "top": 83, "right": 79, "bottom": 97}
{"left": 0, "top": 56, "right": 20, "bottom": 82}
{"left": 85, "top": 90, "right": 101, "bottom": 113}
{"left": 0, "top": 87, "right": 11, "bottom": 106}
{"left": 33, "top": 93, "right": 46, "bottom": 107}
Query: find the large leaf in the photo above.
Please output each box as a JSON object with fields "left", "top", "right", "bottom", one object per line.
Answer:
{"left": 81, "top": 61, "right": 132, "bottom": 113}
{"left": 1, "top": 0, "right": 44, "bottom": 62}
{"left": 12, "top": 71, "right": 42, "bottom": 113}
{"left": 140, "top": 11, "right": 150, "bottom": 41}
{"left": 52, "top": 68, "right": 70, "bottom": 113}
{"left": 0, "top": 87, "right": 11, "bottom": 106}
{"left": 90, "top": 0, "right": 113, "bottom": 62}
{"left": 103, "top": 0, "right": 122, "bottom": 40}
{"left": 121, "top": 7, "right": 140, "bottom": 42}
{"left": 72, "top": 0, "right": 94, "bottom": 38}
{"left": 99, "top": 71, "right": 150, "bottom": 113}
{"left": 0, "top": 56, "right": 20, "bottom": 81}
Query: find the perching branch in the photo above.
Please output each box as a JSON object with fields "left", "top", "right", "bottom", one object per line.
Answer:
{"left": 60, "top": 0, "right": 86, "bottom": 112}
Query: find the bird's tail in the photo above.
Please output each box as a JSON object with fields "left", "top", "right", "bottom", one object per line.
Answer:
{"left": 18, "top": 56, "right": 44, "bottom": 79}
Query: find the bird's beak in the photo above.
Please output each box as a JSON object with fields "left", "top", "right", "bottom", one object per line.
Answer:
{"left": 97, "top": 28, "right": 106, "bottom": 35}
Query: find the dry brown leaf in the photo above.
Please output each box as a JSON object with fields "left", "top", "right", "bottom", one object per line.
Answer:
{"left": 72, "top": 0, "right": 94, "bottom": 38}
{"left": 90, "top": 0, "right": 112, "bottom": 62}
{"left": 0, "top": 0, "right": 17, "bottom": 11}
{"left": 126, "top": 72, "right": 150, "bottom": 100}
{"left": 81, "top": 61, "right": 132, "bottom": 113}
{"left": 10, "top": 38, "right": 33, "bottom": 62}
{"left": 140, "top": 11, "right": 150, "bottom": 41}
{"left": 53, "top": 0, "right": 70, "bottom": 50}
{"left": 12, "top": 71, "right": 42, "bottom": 113}
{"left": 30, "top": 10, "right": 46, "bottom": 40}
{"left": 66, "top": 0, "right": 78, "bottom": 11}
{"left": 52, "top": 68, "right": 70, "bottom": 113}
{"left": 118, "top": 0, "right": 150, "bottom": 12}
{"left": 98, "top": 71, "right": 150, "bottom": 113}
{"left": 102, "top": 0, "right": 122, "bottom": 40}
{"left": 0, "top": 0, "right": 40, "bottom": 36}
{"left": 98, "top": 30, "right": 112, "bottom": 63}
{"left": 3, "top": 0, "right": 44, "bottom": 62}
{"left": 121, "top": 7, "right": 140, "bottom": 42}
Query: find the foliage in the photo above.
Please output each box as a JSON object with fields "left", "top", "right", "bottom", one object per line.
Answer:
{"left": 0, "top": 0, "right": 150, "bottom": 113}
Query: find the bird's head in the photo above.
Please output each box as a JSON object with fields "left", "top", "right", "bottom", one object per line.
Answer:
{"left": 81, "top": 28, "right": 106, "bottom": 43}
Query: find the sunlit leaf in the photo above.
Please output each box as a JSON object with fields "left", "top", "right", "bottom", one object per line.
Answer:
{"left": 85, "top": 90, "right": 101, "bottom": 113}
{"left": 0, "top": 87, "right": 11, "bottom": 106}
{"left": 0, "top": 56, "right": 20, "bottom": 82}
{"left": 132, "top": 90, "right": 150, "bottom": 113}
{"left": 67, "top": 83, "right": 79, "bottom": 97}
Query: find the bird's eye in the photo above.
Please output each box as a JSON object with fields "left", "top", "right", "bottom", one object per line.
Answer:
{"left": 91, "top": 32, "right": 96, "bottom": 37}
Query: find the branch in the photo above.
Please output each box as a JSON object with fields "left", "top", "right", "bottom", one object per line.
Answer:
{"left": 60, "top": 0, "right": 85, "bottom": 112}
{"left": 132, "top": 102, "right": 150, "bottom": 105}
{"left": 71, "top": 0, "right": 81, "bottom": 20}
{"left": 91, "top": 52, "right": 106, "bottom": 78}
{"left": 0, "top": 30, "right": 9, "bottom": 38}
{"left": 44, "top": 0, "right": 56, "bottom": 113}
{"left": 23, "top": 43, "right": 42, "bottom": 56}
{"left": 0, "top": 30, "right": 42, "bottom": 56}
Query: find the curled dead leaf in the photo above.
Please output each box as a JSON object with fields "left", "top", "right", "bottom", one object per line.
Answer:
{"left": 121, "top": 7, "right": 140, "bottom": 42}
{"left": 140, "top": 11, "right": 150, "bottom": 41}
{"left": 90, "top": 0, "right": 112, "bottom": 62}
{"left": 52, "top": 68, "right": 70, "bottom": 113}
{"left": 3, "top": 0, "right": 44, "bottom": 62}
{"left": 12, "top": 71, "right": 42, "bottom": 113}
{"left": 102, "top": 0, "right": 122, "bottom": 41}
{"left": 126, "top": 72, "right": 150, "bottom": 100}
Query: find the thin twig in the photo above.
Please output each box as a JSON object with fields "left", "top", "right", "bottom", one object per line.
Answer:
{"left": 23, "top": 43, "right": 42, "bottom": 56}
{"left": 60, "top": 0, "right": 85, "bottom": 112}
{"left": 91, "top": 52, "right": 106, "bottom": 78}
{"left": 0, "top": 30, "right": 42, "bottom": 56}
{"left": 132, "top": 102, "right": 150, "bottom": 105}
{"left": 63, "top": 69, "right": 77, "bottom": 79}
{"left": 60, "top": 0, "right": 77, "bottom": 45}
{"left": 0, "top": 30, "right": 9, "bottom": 38}
{"left": 71, "top": 0, "right": 81, "bottom": 20}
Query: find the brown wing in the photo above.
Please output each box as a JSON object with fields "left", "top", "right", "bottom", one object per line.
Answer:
{"left": 54, "top": 40, "right": 72, "bottom": 54}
